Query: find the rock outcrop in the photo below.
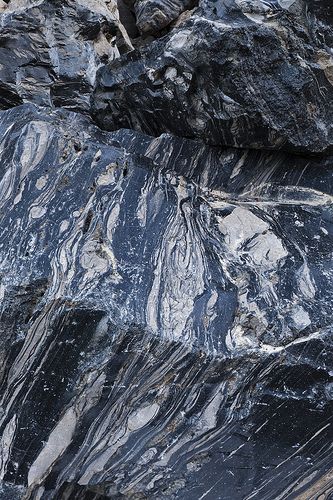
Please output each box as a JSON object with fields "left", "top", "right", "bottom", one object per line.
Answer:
{"left": 0, "top": 0, "right": 132, "bottom": 112}
{"left": 0, "top": 102, "right": 332, "bottom": 498}
{"left": 93, "top": 0, "right": 333, "bottom": 153}
{"left": 0, "top": 0, "right": 333, "bottom": 499}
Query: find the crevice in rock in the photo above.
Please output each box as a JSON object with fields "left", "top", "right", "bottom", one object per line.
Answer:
{"left": 117, "top": 0, "right": 139, "bottom": 39}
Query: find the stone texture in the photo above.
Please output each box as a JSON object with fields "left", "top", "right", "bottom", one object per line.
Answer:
{"left": 130, "top": 0, "right": 196, "bottom": 34}
{"left": 93, "top": 0, "right": 333, "bottom": 153}
{"left": 0, "top": 104, "right": 332, "bottom": 498}
{"left": 1, "top": 0, "right": 333, "bottom": 499}
{"left": 0, "top": 0, "right": 131, "bottom": 112}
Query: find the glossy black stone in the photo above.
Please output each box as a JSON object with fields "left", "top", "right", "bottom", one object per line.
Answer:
{"left": 0, "top": 0, "right": 130, "bottom": 112}
{"left": 0, "top": 102, "right": 331, "bottom": 498}
{"left": 1, "top": 1, "right": 333, "bottom": 499}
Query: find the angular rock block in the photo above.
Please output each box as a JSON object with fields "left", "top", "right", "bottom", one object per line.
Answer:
{"left": 130, "top": 0, "right": 196, "bottom": 34}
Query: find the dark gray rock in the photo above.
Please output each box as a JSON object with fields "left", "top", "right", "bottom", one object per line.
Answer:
{"left": 1, "top": 0, "right": 333, "bottom": 499}
{"left": 117, "top": 0, "right": 139, "bottom": 38}
{"left": 93, "top": 0, "right": 333, "bottom": 153}
{"left": 129, "top": 0, "right": 196, "bottom": 34}
{"left": 0, "top": 0, "right": 132, "bottom": 112}
{"left": 0, "top": 104, "right": 333, "bottom": 498}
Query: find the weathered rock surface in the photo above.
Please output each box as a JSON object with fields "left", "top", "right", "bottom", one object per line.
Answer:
{"left": 1, "top": 0, "right": 333, "bottom": 499}
{"left": 93, "top": 0, "right": 333, "bottom": 153}
{"left": 0, "top": 104, "right": 333, "bottom": 498}
{"left": 128, "top": 0, "right": 196, "bottom": 34}
{"left": 0, "top": 0, "right": 132, "bottom": 112}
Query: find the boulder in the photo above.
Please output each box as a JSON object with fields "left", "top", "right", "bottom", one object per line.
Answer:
{"left": 93, "top": 0, "right": 333, "bottom": 153}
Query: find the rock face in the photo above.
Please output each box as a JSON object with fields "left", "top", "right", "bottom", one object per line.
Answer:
{"left": 1, "top": 104, "right": 333, "bottom": 499}
{"left": 93, "top": 0, "right": 333, "bottom": 153}
{"left": 0, "top": 0, "right": 131, "bottom": 111}
{"left": 128, "top": 0, "right": 196, "bottom": 34}
{"left": 0, "top": 1, "right": 333, "bottom": 499}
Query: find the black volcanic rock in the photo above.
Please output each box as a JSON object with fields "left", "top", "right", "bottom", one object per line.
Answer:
{"left": 0, "top": 0, "right": 132, "bottom": 112}
{"left": 129, "top": 0, "right": 196, "bottom": 34}
{"left": 0, "top": 104, "right": 332, "bottom": 498}
{"left": 1, "top": 0, "right": 333, "bottom": 499}
{"left": 93, "top": 0, "right": 333, "bottom": 153}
